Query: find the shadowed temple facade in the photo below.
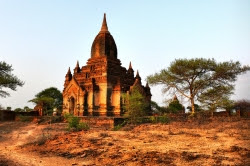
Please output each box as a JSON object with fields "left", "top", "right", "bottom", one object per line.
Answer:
{"left": 62, "top": 14, "right": 151, "bottom": 116}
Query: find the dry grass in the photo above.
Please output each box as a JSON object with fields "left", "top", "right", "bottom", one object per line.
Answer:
{"left": 0, "top": 118, "right": 249, "bottom": 165}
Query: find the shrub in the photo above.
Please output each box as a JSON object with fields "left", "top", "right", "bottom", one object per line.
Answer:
{"left": 64, "top": 113, "right": 89, "bottom": 131}
{"left": 36, "top": 133, "right": 51, "bottom": 145}
{"left": 150, "top": 115, "right": 170, "bottom": 124}
{"left": 77, "top": 122, "right": 90, "bottom": 131}
{"left": 113, "top": 124, "right": 123, "bottom": 131}
{"left": 157, "top": 115, "right": 170, "bottom": 123}
{"left": 113, "top": 120, "right": 127, "bottom": 131}
{"left": 18, "top": 115, "right": 32, "bottom": 122}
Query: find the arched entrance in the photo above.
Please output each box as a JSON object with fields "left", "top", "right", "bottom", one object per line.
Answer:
{"left": 69, "top": 97, "right": 75, "bottom": 114}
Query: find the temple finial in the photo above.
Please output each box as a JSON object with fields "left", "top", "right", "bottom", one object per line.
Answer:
{"left": 76, "top": 60, "right": 79, "bottom": 68}
{"left": 146, "top": 82, "right": 149, "bottom": 88}
{"left": 74, "top": 60, "right": 80, "bottom": 73}
{"left": 67, "top": 67, "right": 71, "bottom": 74}
{"left": 136, "top": 70, "right": 140, "bottom": 78}
{"left": 173, "top": 94, "right": 178, "bottom": 101}
{"left": 100, "top": 13, "right": 109, "bottom": 32}
{"left": 129, "top": 62, "right": 132, "bottom": 69}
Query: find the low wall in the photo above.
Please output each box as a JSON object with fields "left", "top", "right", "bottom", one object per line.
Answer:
{"left": 0, "top": 110, "right": 39, "bottom": 121}
{"left": 213, "top": 111, "right": 229, "bottom": 117}
{"left": 78, "top": 116, "right": 125, "bottom": 128}
{"left": 15, "top": 111, "right": 39, "bottom": 116}
{"left": 240, "top": 110, "right": 250, "bottom": 117}
{"left": 0, "top": 110, "right": 15, "bottom": 121}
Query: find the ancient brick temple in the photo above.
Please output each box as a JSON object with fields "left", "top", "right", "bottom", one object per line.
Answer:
{"left": 62, "top": 14, "right": 151, "bottom": 116}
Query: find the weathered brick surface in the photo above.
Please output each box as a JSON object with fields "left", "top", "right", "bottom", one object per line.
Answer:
{"left": 62, "top": 14, "right": 151, "bottom": 116}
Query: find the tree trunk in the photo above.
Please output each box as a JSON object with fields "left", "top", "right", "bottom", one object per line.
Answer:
{"left": 191, "top": 97, "right": 195, "bottom": 114}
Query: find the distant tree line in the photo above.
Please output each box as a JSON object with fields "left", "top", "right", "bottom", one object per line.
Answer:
{"left": 1, "top": 58, "right": 249, "bottom": 118}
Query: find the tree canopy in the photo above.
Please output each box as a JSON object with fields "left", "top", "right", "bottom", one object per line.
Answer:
{"left": 147, "top": 58, "right": 250, "bottom": 114}
{"left": 167, "top": 98, "right": 184, "bottom": 114}
{"left": 151, "top": 101, "right": 168, "bottom": 115}
{"left": 0, "top": 61, "right": 24, "bottom": 97}
{"left": 29, "top": 87, "right": 62, "bottom": 115}
{"left": 198, "top": 85, "right": 234, "bottom": 112}
{"left": 122, "top": 87, "right": 150, "bottom": 123}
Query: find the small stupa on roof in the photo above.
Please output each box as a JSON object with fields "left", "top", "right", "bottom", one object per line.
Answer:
{"left": 62, "top": 14, "right": 151, "bottom": 116}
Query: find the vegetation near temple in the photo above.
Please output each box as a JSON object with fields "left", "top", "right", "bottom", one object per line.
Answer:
{"left": 122, "top": 87, "right": 150, "bottom": 123}
{"left": 64, "top": 113, "right": 89, "bottom": 131}
{"left": 0, "top": 61, "right": 24, "bottom": 98}
{"left": 166, "top": 96, "right": 185, "bottom": 114}
{"left": 151, "top": 101, "right": 168, "bottom": 114}
{"left": 147, "top": 58, "right": 250, "bottom": 114}
{"left": 198, "top": 85, "right": 234, "bottom": 113}
{"left": 29, "top": 87, "right": 62, "bottom": 115}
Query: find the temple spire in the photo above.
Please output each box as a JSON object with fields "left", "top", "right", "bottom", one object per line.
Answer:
{"left": 76, "top": 61, "right": 79, "bottom": 68}
{"left": 136, "top": 70, "right": 139, "bottom": 77}
{"left": 127, "top": 61, "right": 134, "bottom": 76}
{"left": 100, "top": 13, "right": 109, "bottom": 32}
{"left": 173, "top": 94, "right": 178, "bottom": 101}
{"left": 136, "top": 70, "right": 141, "bottom": 79}
{"left": 66, "top": 67, "right": 72, "bottom": 80}
{"left": 74, "top": 61, "right": 80, "bottom": 73}
{"left": 67, "top": 67, "right": 71, "bottom": 75}
{"left": 129, "top": 61, "right": 132, "bottom": 69}
{"left": 64, "top": 67, "right": 72, "bottom": 88}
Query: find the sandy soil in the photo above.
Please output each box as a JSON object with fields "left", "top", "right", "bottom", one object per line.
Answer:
{"left": 0, "top": 118, "right": 249, "bottom": 166}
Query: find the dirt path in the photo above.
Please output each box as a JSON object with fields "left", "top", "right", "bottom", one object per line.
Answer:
{"left": 0, "top": 119, "right": 250, "bottom": 166}
{"left": 0, "top": 122, "right": 77, "bottom": 166}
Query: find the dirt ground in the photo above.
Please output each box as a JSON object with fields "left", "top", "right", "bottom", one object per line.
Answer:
{"left": 0, "top": 118, "right": 249, "bottom": 166}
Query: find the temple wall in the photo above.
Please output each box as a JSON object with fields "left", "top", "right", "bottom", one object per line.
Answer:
{"left": 62, "top": 96, "right": 69, "bottom": 115}
{"left": 87, "top": 90, "right": 93, "bottom": 114}
{"left": 79, "top": 94, "right": 84, "bottom": 115}
{"left": 112, "top": 90, "right": 121, "bottom": 115}
{"left": 98, "top": 83, "right": 108, "bottom": 115}
{"left": 94, "top": 91, "right": 100, "bottom": 106}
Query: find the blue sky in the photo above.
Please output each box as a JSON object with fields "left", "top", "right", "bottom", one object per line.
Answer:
{"left": 0, "top": 0, "right": 249, "bottom": 109}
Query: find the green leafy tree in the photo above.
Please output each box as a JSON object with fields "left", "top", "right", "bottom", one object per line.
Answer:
{"left": 147, "top": 58, "right": 250, "bottom": 114}
{"left": 151, "top": 101, "right": 168, "bottom": 114}
{"left": 14, "top": 108, "right": 23, "bottom": 112}
{"left": 23, "top": 106, "right": 31, "bottom": 112}
{"left": 167, "top": 99, "right": 184, "bottom": 114}
{"left": 122, "top": 87, "right": 150, "bottom": 123}
{"left": 29, "top": 87, "right": 62, "bottom": 115}
{"left": 198, "top": 85, "right": 234, "bottom": 112}
{"left": 7, "top": 107, "right": 11, "bottom": 111}
{"left": 30, "top": 97, "right": 54, "bottom": 115}
{"left": 187, "top": 104, "right": 201, "bottom": 113}
{"left": 0, "top": 61, "right": 24, "bottom": 97}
